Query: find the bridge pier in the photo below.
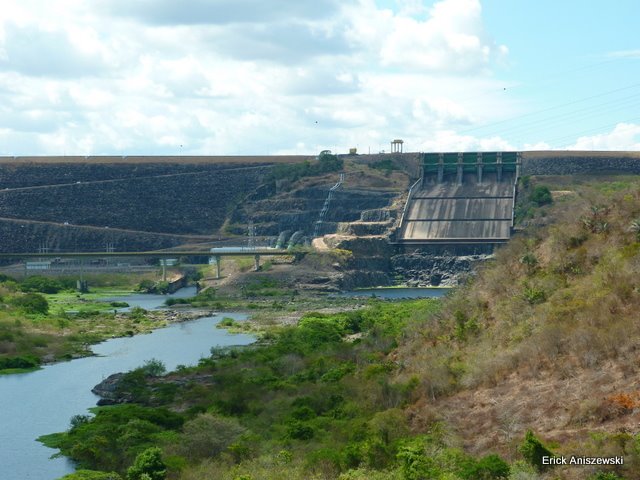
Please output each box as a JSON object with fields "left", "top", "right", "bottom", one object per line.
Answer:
{"left": 211, "top": 255, "right": 222, "bottom": 279}
{"left": 456, "top": 153, "right": 463, "bottom": 185}
{"left": 477, "top": 152, "right": 483, "bottom": 184}
{"left": 254, "top": 254, "right": 261, "bottom": 271}
{"left": 160, "top": 259, "right": 167, "bottom": 281}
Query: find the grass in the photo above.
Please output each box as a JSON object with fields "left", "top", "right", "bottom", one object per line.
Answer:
{"left": 387, "top": 175, "right": 640, "bottom": 476}
{"left": 45, "top": 288, "right": 137, "bottom": 312}
{"left": 0, "top": 366, "right": 41, "bottom": 375}
{"left": 42, "top": 299, "right": 458, "bottom": 480}
{"left": 0, "top": 272, "right": 181, "bottom": 373}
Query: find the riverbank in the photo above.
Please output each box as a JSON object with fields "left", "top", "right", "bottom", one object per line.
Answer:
{"left": 1, "top": 311, "right": 258, "bottom": 480}
{"left": 0, "top": 277, "right": 373, "bottom": 375}
{"left": 0, "top": 282, "right": 209, "bottom": 375}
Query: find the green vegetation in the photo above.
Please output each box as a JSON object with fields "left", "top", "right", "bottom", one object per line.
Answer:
{"left": 61, "top": 471, "right": 122, "bottom": 480}
{"left": 519, "top": 430, "right": 554, "bottom": 472}
{"left": 368, "top": 159, "right": 400, "bottom": 175}
{"left": 127, "top": 447, "right": 167, "bottom": 480}
{"left": 11, "top": 292, "right": 49, "bottom": 314}
{"left": 529, "top": 185, "right": 553, "bottom": 206}
{"left": 515, "top": 177, "right": 554, "bottom": 221}
{"left": 138, "top": 279, "right": 170, "bottom": 294}
{"left": 0, "top": 273, "right": 177, "bottom": 374}
{"left": 41, "top": 299, "right": 523, "bottom": 479}
{"left": 268, "top": 151, "right": 343, "bottom": 183}
{"left": 19, "top": 275, "right": 65, "bottom": 294}
{"left": 48, "top": 175, "right": 640, "bottom": 480}
{"left": 14, "top": 175, "right": 640, "bottom": 478}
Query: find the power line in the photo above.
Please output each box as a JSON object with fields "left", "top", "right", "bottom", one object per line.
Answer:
{"left": 459, "top": 81, "right": 640, "bottom": 137}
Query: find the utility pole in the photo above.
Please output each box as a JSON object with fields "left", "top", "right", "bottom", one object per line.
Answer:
{"left": 248, "top": 220, "right": 256, "bottom": 249}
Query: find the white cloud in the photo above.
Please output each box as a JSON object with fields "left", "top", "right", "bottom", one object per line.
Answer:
{"left": 379, "top": 0, "right": 506, "bottom": 72}
{"left": 607, "top": 49, "right": 640, "bottom": 59}
{"left": 568, "top": 123, "right": 640, "bottom": 151}
{"left": 0, "top": 0, "right": 515, "bottom": 155}
{"left": 414, "top": 129, "right": 514, "bottom": 152}
{"left": 0, "top": 24, "right": 108, "bottom": 77}
{"left": 103, "top": 0, "right": 347, "bottom": 25}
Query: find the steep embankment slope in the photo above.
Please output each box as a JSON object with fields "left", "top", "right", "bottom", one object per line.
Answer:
{"left": 0, "top": 157, "right": 308, "bottom": 252}
{"left": 397, "top": 175, "right": 640, "bottom": 479}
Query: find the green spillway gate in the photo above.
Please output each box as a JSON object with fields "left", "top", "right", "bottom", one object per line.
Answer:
{"left": 422, "top": 151, "right": 520, "bottom": 182}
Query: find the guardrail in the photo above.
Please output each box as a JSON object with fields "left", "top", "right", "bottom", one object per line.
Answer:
{"left": 397, "top": 179, "right": 421, "bottom": 233}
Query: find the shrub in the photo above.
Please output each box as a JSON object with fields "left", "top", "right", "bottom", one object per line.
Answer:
{"left": 268, "top": 151, "right": 343, "bottom": 183}
{"left": 530, "top": 186, "right": 553, "bottom": 206}
{"left": 520, "top": 430, "right": 554, "bottom": 472}
{"left": 129, "top": 307, "right": 147, "bottom": 320}
{"left": 522, "top": 285, "right": 546, "bottom": 305}
{"left": 466, "top": 454, "right": 510, "bottom": 479}
{"left": 0, "top": 355, "right": 40, "bottom": 370}
{"left": 397, "top": 442, "right": 439, "bottom": 480}
{"left": 286, "top": 420, "right": 315, "bottom": 440}
{"left": 110, "top": 302, "right": 130, "bottom": 308}
{"left": 140, "top": 359, "right": 166, "bottom": 377}
{"left": 178, "top": 414, "right": 246, "bottom": 460}
{"left": 12, "top": 293, "right": 49, "bottom": 314}
{"left": 590, "top": 472, "right": 623, "bottom": 480}
{"left": 369, "top": 159, "right": 399, "bottom": 174}
{"left": 61, "top": 471, "right": 122, "bottom": 480}
{"left": 20, "top": 275, "right": 64, "bottom": 294}
{"left": 126, "top": 447, "right": 166, "bottom": 480}
{"left": 137, "top": 280, "right": 155, "bottom": 292}
{"left": 296, "top": 316, "right": 344, "bottom": 349}
{"left": 165, "top": 298, "right": 189, "bottom": 306}
{"left": 218, "top": 317, "right": 237, "bottom": 328}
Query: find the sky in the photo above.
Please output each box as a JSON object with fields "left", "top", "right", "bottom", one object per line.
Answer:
{"left": 0, "top": 0, "right": 640, "bottom": 156}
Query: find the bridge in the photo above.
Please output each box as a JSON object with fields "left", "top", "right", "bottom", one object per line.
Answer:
{"left": 396, "top": 152, "right": 521, "bottom": 249}
{"left": 0, "top": 248, "right": 299, "bottom": 279}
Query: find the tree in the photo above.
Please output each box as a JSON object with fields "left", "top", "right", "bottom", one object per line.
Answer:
{"left": 397, "top": 441, "right": 439, "bottom": 480}
{"left": 470, "top": 454, "right": 510, "bottom": 479}
{"left": 12, "top": 292, "right": 49, "bottom": 314}
{"left": 530, "top": 186, "right": 553, "bottom": 206}
{"left": 20, "top": 275, "right": 63, "bottom": 294}
{"left": 520, "top": 430, "right": 554, "bottom": 472}
{"left": 126, "top": 447, "right": 166, "bottom": 480}
{"left": 519, "top": 252, "right": 538, "bottom": 275}
{"left": 178, "top": 414, "right": 246, "bottom": 460}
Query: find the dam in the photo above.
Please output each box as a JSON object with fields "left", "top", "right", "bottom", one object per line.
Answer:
{"left": 396, "top": 152, "right": 520, "bottom": 246}
{"left": 3, "top": 151, "right": 640, "bottom": 258}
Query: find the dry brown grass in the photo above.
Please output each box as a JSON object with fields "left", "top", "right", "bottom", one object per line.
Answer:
{"left": 396, "top": 176, "right": 640, "bottom": 474}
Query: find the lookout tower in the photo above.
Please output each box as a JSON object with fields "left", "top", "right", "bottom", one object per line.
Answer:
{"left": 391, "top": 139, "right": 404, "bottom": 153}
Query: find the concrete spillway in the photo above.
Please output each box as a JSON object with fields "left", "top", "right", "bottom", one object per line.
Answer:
{"left": 399, "top": 172, "right": 515, "bottom": 244}
{"left": 397, "top": 152, "right": 520, "bottom": 246}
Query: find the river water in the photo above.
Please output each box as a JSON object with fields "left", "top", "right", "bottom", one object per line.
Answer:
{"left": 339, "top": 287, "right": 450, "bottom": 299}
{"left": 0, "top": 288, "right": 256, "bottom": 480}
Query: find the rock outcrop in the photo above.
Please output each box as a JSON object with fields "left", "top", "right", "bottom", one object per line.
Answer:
{"left": 92, "top": 373, "right": 128, "bottom": 406}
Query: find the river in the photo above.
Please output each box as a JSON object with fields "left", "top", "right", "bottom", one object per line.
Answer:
{"left": 339, "top": 287, "right": 450, "bottom": 299}
{"left": 0, "top": 288, "right": 256, "bottom": 480}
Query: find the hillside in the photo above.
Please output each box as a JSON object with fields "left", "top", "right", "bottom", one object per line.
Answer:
{"left": 396, "top": 174, "right": 640, "bottom": 479}
{"left": 42, "top": 174, "right": 640, "bottom": 480}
